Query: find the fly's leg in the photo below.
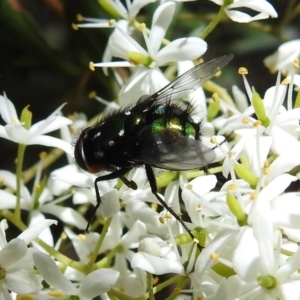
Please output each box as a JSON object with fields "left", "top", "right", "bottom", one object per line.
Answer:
{"left": 145, "top": 164, "right": 202, "bottom": 251}
{"left": 86, "top": 166, "right": 133, "bottom": 233}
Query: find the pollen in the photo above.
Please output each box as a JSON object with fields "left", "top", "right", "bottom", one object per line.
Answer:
{"left": 71, "top": 23, "right": 78, "bottom": 30}
{"left": 214, "top": 70, "right": 222, "bottom": 77}
{"left": 48, "top": 291, "right": 66, "bottom": 298}
{"left": 78, "top": 234, "right": 86, "bottom": 241}
{"left": 281, "top": 78, "right": 290, "bottom": 85}
{"left": 294, "top": 58, "right": 299, "bottom": 69}
{"left": 251, "top": 192, "right": 258, "bottom": 200}
{"left": 173, "top": 287, "right": 181, "bottom": 294}
{"left": 76, "top": 14, "right": 83, "bottom": 21}
{"left": 17, "top": 294, "right": 36, "bottom": 300}
{"left": 241, "top": 117, "right": 250, "bottom": 124}
{"left": 210, "top": 136, "right": 217, "bottom": 144}
{"left": 151, "top": 203, "right": 158, "bottom": 211}
{"left": 138, "top": 23, "right": 146, "bottom": 30}
{"left": 212, "top": 93, "right": 219, "bottom": 101}
{"left": 165, "top": 213, "right": 172, "bottom": 220}
{"left": 99, "top": 219, "right": 106, "bottom": 226}
{"left": 34, "top": 184, "right": 41, "bottom": 191}
{"left": 238, "top": 67, "right": 248, "bottom": 75}
{"left": 119, "top": 286, "right": 126, "bottom": 293}
{"left": 263, "top": 166, "right": 270, "bottom": 175}
{"left": 186, "top": 184, "right": 193, "bottom": 190}
{"left": 89, "top": 62, "right": 95, "bottom": 71}
{"left": 153, "top": 277, "right": 159, "bottom": 285}
{"left": 253, "top": 120, "right": 262, "bottom": 128}
{"left": 210, "top": 252, "right": 219, "bottom": 261}
{"left": 39, "top": 151, "right": 47, "bottom": 159}
{"left": 198, "top": 58, "right": 204, "bottom": 64}
{"left": 159, "top": 216, "right": 165, "bottom": 224}
{"left": 60, "top": 232, "right": 67, "bottom": 240}
{"left": 228, "top": 183, "right": 237, "bottom": 190}
{"left": 88, "top": 91, "right": 97, "bottom": 98}
{"left": 227, "top": 151, "right": 233, "bottom": 158}
{"left": 0, "top": 177, "right": 4, "bottom": 186}
{"left": 195, "top": 204, "right": 202, "bottom": 211}
{"left": 108, "top": 19, "right": 115, "bottom": 26}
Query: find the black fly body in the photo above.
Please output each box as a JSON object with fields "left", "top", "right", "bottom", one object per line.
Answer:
{"left": 74, "top": 54, "right": 233, "bottom": 249}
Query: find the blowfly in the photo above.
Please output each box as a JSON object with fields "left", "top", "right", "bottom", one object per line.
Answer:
{"left": 74, "top": 54, "right": 233, "bottom": 247}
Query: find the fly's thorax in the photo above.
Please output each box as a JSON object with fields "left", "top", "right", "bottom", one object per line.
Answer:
{"left": 74, "top": 113, "right": 131, "bottom": 172}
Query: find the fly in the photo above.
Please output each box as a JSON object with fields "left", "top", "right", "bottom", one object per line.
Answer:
{"left": 74, "top": 54, "right": 233, "bottom": 248}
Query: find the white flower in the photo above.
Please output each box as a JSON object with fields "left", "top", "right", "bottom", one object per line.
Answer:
{"left": 210, "top": 0, "right": 277, "bottom": 23}
{"left": 100, "top": 0, "right": 156, "bottom": 22}
{"left": 131, "top": 237, "right": 186, "bottom": 275}
{"left": 100, "top": 2, "right": 207, "bottom": 68}
{"left": 0, "top": 219, "right": 58, "bottom": 298}
{"left": 0, "top": 94, "right": 73, "bottom": 154}
{"left": 76, "top": 0, "right": 155, "bottom": 27}
{"left": 0, "top": 239, "right": 42, "bottom": 297}
{"left": 51, "top": 164, "right": 120, "bottom": 218}
{"left": 219, "top": 72, "right": 300, "bottom": 163}
{"left": 95, "top": 2, "right": 207, "bottom": 104}
{"left": 230, "top": 175, "right": 300, "bottom": 299}
{"left": 33, "top": 251, "right": 119, "bottom": 299}
{"left": 264, "top": 39, "right": 300, "bottom": 74}
{"left": 0, "top": 168, "right": 87, "bottom": 236}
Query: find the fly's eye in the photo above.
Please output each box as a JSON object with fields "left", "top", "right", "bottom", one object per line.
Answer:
{"left": 74, "top": 128, "right": 104, "bottom": 174}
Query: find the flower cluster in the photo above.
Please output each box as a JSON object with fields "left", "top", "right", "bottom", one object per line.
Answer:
{"left": 1, "top": 0, "right": 300, "bottom": 299}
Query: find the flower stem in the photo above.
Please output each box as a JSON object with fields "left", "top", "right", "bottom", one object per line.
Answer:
{"left": 14, "top": 143, "right": 26, "bottom": 218}
{"left": 165, "top": 276, "right": 189, "bottom": 300}
{"left": 200, "top": 6, "right": 226, "bottom": 39}
{"left": 87, "top": 216, "right": 113, "bottom": 271}
{"left": 153, "top": 275, "right": 181, "bottom": 294}
{"left": 147, "top": 272, "right": 155, "bottom": 300}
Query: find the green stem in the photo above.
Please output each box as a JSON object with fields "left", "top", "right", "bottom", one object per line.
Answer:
{"left": 15, "top": 143, "right": 27, "bottom": 218}
{"left": 200, "top": 6, "right": 226, "bottom": 39}
{"left": 86, "top": 217, "right": 113, "bottom": 272}
{"left": 35, "top": 238, "right": 84, "bottom": 271}
{"left": 147, "top": 272, "right": 155, "bottom": 300}
{"left": 152, "top": 275, "right": 182, "bottom": 294}
{"left": 165, "top": 276, "right": 189, "bottom": 300}
{"left": 108, "top": 289, "right": 144, "bottom": 300}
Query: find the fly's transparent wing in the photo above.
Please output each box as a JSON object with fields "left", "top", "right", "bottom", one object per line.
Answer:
{"left": 137, "top": 54, "right": 233, "bottom": 108}
{"left": 134, "top": 126, "right": 216, "bottom": 170}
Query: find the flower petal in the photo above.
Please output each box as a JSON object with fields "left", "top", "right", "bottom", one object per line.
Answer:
{"left": 17, "top": 219, "right": 57, "bottom": 245}
{"left": 0, "top": 95, "right": 19, "bottom": 124}
{"left": 78, "top": 269, "right": 119, "bottom": 298}
{"left": 33, "top": 252, "right": 78, "bottom": 294}
{"left": 40, "top": 204, "right": 86, "bottom": 230}
{"left": 29, "top": 135, "right": 73, "bottom": 154}
{"left": 156, "top": 37, "right": 207, "bottom": 66}
{"left": 0, "top": 239, "right": 27, "bottom": 268}
{"left": 131, "top": 252, "right": 184, "bottom": 275}
{"left": 149, "top": 2, "right": 175, "bottom": 55}
{"left": 5, "top": 269, "right": 42, "bottom": 294}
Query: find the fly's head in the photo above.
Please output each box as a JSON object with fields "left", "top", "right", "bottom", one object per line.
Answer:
{"left": 74, "top": 126, "right": 107, "bottom": 174}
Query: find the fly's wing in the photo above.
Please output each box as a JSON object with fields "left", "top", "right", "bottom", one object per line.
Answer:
{"left": 137, "top": 55, "right": 233, "bottom": 108}
{"left": 136, "top": 126, "right": 216, "bottom": 170}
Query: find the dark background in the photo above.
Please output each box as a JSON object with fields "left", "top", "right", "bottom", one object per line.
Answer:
{"left": 0, "top": 0, "right": 299, "bottom": 173}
